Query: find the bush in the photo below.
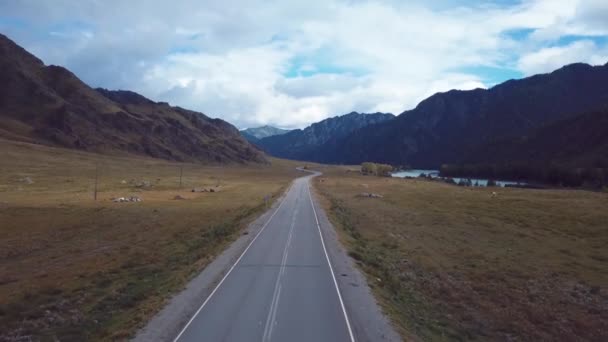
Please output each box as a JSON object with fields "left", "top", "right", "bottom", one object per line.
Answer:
{"left": 361, "top": 162, "right": 394, "bottom": 177}
{"left": 361, "top": 162, "right": 377, "bottom": 175}
{"left": 376, "top": 164, "right": 394, "bottom": 177}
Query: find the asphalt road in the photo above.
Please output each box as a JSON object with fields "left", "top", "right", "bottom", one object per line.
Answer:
{"left": 174, "top": 171, "right": 355, "bottom": 342}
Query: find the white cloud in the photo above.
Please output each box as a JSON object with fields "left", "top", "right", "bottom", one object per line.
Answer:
{"left": 518, "top": 40, "right": 608, "bottom": 75}
{"left": 275, "top": 74, "right": 370, "bottom": 98}
{"left": 1, "top": 0, "right": 607, "bottom": 128}
{"left": 528, "top": 0, "right": 608, "bottom": 41}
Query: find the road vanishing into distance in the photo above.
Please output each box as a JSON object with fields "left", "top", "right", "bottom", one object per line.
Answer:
{"left": 174, "top": 171, "right": 356, "bottom": 342}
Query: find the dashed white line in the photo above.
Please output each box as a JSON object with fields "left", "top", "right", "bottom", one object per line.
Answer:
{"left": 263, "top": 192, "right": 298, "bottom": 342}
{"left": 173, "top": 184, "right": 292, "bottom": 342}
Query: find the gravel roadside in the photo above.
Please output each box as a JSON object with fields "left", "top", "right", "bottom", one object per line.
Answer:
{"left": 132, "top": 184, "right": 292, "bottom": 342}
{"left": 309, "top": 180, "right": 402, "bottom": 342}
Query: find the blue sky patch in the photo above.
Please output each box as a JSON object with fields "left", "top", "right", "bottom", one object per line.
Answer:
{"left": 285, "top": 47, "right": 369, "bottom": 78}
{"left": 0, "top": 16, "right": 29, "bottom": 29}
{"left": 502, "top": 28, "right": 535, "bottom": 41}
{"left": 458, "top": 65, "right": 523, "bottom": 85}
{"left": 169, "top": 45, "right": 200, "bottom": 54}
{"left": 554, "top": 35, "right": 608, "bottom": 46}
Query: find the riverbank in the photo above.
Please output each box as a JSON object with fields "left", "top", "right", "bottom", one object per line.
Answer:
{"left": 392, "top": 169, "right": 527, "bottom": 187}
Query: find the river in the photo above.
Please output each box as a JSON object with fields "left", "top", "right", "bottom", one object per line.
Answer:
{"left": 391, "top": 169, "right": 523, "bottom": 187}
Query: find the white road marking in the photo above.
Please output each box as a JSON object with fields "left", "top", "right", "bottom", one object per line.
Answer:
{"left": 173, "top": 184, "right": 292, "bottom": 342}
{"left": 174, "top": 172, "right": 355, "bottom": 342}
{"left": 263, "top": 190, "right": 298, "bottom": 342}
{"left": 307, "top": 178, "right": 356, "bottom": 342}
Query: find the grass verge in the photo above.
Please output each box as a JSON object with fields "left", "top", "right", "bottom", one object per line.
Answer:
{"left": 314, "top": 167, "right": 608, "bottom": 341}
{"left": 0, "top": 140, "right": 302, "bottom": 341}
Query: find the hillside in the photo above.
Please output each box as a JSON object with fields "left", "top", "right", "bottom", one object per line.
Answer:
{"left": 467, "top": 108, "right": 608, "bottom": 168}
{"left": 0, "top": 33, "right": 265, "bottom": 164}
{"left": 434, "top": 107, "right": 608, "bottom": 187}
{"left": 318, "top": 62, "right": 608, "bottom": 167}
{"left": 257, "top": 112, "right": 394, "bottom": 161}
{"left": 241, "top": 125, "right": 291, "bottom": 143}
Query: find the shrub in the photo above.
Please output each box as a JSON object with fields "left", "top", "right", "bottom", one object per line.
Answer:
{"left": 361, "top": 162, "right": 393, "bottom": 177}
{"left": 376, "top": 163, "right": 394, "bottom": 177}
{"left": 361, "top": 162, "right": 377, "bottom": 175}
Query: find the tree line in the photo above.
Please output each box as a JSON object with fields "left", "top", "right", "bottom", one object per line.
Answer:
{"left": 440, "top": 163, "right": 608, "bottom": 188}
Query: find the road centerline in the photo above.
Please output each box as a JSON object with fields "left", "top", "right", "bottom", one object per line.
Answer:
{"left": 171, "top": 174, "right": 356, "bottom": 342}
{"left": 262, "top": 196, "right": 298, "bottom": 342}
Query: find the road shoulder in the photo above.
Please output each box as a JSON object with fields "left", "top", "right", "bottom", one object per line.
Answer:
{"left": 309, "top": 179, "right": 402, "bottom": 342}
{"left": 132, "top": 186, "right": 291, "bottom": 342}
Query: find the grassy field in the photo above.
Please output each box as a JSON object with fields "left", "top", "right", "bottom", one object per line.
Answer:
{"left": 0, "top": 139, "right": 303, "bottom": 341}
{"left": 314, "top": 167, "right": 608, "bottom": 341}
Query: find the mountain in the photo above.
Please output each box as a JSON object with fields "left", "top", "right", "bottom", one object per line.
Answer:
{"left": 0, "top": 33, "right": 265, "bottom": 164}
{"left": 240, "top": 131, "right": 260, "bottom": 144}
{"left": 257, "top": 112, "right": 394, "bottom": 161}
{"left": 241, "top": 125, "right": 291, "bottom": 143}
{"left": 319, "top": 62, "right": 608, "bottom": 167}
{"left": 438, "top": 108, "right": 608, "bottom": 187}
{"left": 467, "top": 107, "right": 608, "bottom": 168}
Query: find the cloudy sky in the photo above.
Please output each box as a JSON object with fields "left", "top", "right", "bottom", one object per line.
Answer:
{"left": 1, "top": 0, "right": 607, "bottom": 129}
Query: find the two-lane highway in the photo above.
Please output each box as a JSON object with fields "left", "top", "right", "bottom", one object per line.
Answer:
{"left": 174, "top": 172, "right": 355, "bottom": 342}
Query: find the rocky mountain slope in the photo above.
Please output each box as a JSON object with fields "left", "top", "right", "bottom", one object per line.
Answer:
{"left": 257, "top": 112, "right": 394, "bottom": 161}
{"left": 317, "top": 63, "right": 608, "bottom": 167}
{"left": 0, "top": 33, "right": 265, "bottom": 164}
{"left": 241, "top": 125, "right": 291, "bottom": 143}
{"left": 467, "top": 107, "right": 608, "bottom": 168}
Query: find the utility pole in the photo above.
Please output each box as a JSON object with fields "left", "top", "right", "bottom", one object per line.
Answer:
{"left": 179, "top": 166, "right": 183, "bottom": 188}
{"left": 94, "top": 163, "right": 99, "bottom": 201}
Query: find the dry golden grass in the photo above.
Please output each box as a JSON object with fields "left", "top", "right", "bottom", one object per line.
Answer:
{"left": 314, "top": 168, "right": 608, "bottom": 341}
{"left": 0, "top": 139, "right": 303, "bottom": 341}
